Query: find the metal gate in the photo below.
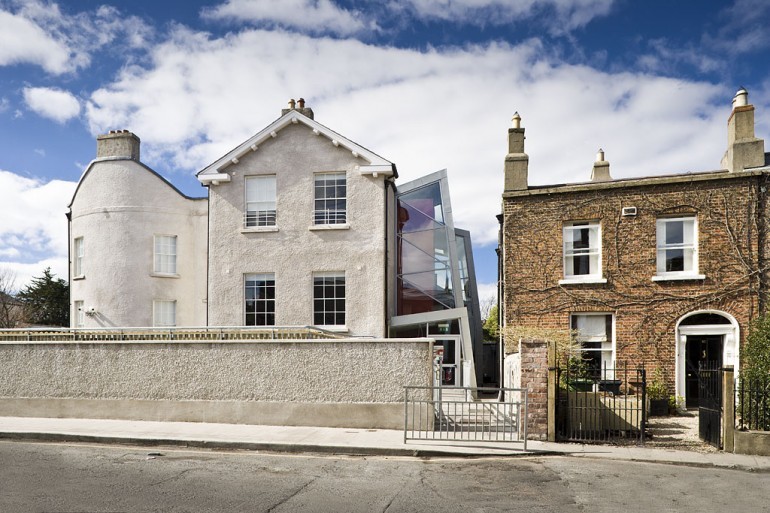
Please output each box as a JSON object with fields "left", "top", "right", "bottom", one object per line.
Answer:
{"left": 403, "top": 386, "right": 528, "bottom": 449}
{"left": 698, "top": 362, "right": 722, "bottom": 448}
{"left": 557, "top": 363, "right": 646, "bottom": 443}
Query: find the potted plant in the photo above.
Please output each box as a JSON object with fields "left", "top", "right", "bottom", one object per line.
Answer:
{"left": 647, "top": 373, "right": 669, "bottom": 416}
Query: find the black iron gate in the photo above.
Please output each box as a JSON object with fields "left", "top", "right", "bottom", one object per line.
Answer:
{"left": 556, "top": 363, "right": 646, "bottom": 443}
{"left": 698, "top": 362, "right": 722, "bottom": 448}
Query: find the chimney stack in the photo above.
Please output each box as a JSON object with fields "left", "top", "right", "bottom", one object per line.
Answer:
{"left": 504, "top": 112, "right": 529, "bottom": 190}
{"left": 591, "top": 148, "right": 612, "bottom": 182}
{"left": 281, "top": 97, "right": 314, "bottom": 120}
{"left": 96, "top": 130, "right": 140, "bottom": 161}
{"left": 721, "top": 87, "right": 765, "bottom": 172}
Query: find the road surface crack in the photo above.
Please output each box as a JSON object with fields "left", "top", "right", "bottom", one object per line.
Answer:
{"left": 266, "top": 475, "right": 319, "bottom": 512}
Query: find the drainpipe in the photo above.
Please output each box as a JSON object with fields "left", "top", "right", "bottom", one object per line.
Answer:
{"left": 66, "top": 210, "right": 72, "bottom": 327}
{"left": 385, "top": 177, "right": 396, "bottom": 337}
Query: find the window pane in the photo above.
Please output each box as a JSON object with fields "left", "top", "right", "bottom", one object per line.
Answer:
{"left": 314, "top": 173, "right": 346, "bottom": 225}
{"left": 245, "top": 176, "right": 277, "bottom": 227}
{"left": 154, "top": 235, "right": 177, "bottom": 274}
{"left": 313, "top": 273, "right": 345, "bottom": 326}
{"left": 244, "top": 273, "right": 275, "bottom": 326}
{"left": 666, "top": 221, "right": 684, "bottom": 245}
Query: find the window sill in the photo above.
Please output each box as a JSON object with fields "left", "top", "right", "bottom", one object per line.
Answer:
{"left": 651, "top": 274, "right": 705, "bottom": 282}
{"left": 241, "top": 226, "right": 279, "bottom": 233}
{"left": 309, "top": 224, "right": 350, "bottom": 231}
{"left": 72, "top": 275, "right": 85, "bottom": 281}
{"left": 151, "top": 272, "right": 180, "bottom": 279}
{"left": 558, "top": 277, "right": 607, "bottom": 285}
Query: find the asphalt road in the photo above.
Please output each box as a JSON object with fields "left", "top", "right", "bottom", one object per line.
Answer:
{"left": 1, "top": 441, "right": 768, "bottom": 513}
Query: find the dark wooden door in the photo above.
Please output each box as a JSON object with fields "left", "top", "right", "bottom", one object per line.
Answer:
{"left": 685, "top": 335, "right": 722, "bottom": 408}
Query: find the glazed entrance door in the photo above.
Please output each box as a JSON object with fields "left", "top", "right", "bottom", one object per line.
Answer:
{"left": 684, "top": 335, "right": 723, "bottom": 408}
{"left": 436, "top": 337, "right": 461, "bottom": 386}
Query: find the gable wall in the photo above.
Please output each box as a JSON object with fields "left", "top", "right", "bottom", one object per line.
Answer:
{"left": 207, "top": 123, "right": 389, "bottom": 335}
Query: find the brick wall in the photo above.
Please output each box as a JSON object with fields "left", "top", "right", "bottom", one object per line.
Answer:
{"left": 519, "top": 338, "right": 549, "bottom": 439}
{"left": 502, "top": 173, "right": 770, "bottom": 392}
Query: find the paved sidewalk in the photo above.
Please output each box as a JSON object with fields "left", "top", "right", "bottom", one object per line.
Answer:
{"left": 1, "top": 416, "right": 769, "bottom": 472}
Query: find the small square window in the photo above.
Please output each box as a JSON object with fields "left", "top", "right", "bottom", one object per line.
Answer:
{"left": 153, "top": 300, "right": 176, "bottom": 327}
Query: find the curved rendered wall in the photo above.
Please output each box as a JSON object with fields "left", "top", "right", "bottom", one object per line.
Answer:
{"left": 69, "top": 158, "right": 208, "bottom": 327}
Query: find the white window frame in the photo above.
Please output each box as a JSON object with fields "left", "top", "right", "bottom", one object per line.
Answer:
{"left": 560, "top": 222, "right": 605, "bottom": 284}
{"left": 73, "top": 237, "right": 84, "bottom": 278}
{"left": 153, "top": 235, "right": 177, "bottom": 276}
{"left": 313, "top": 172, "right": 347, "bottom": 226}
{"left": 313, "top": 271, "right": 346, "bottom": 329}
{"left": 244, "top": 272, "right": 276, "bottom": 326}
{"left": 74, "top": 300, "right": 84, "bottom": 328}
{"left": 653, "top": 216, "right": 704, "bottom": 281}
{"left": 244, "top": 175, "right": 277, "bottom": 229}
{"left": 570, "top": 313, "right": 615, "bottom": 377}
{"left": 153, "top": 300, "right": 176, "bottom": 327}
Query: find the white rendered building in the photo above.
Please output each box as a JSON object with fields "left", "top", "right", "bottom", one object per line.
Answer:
{"left": 68, "top": 101, "right": 485, "bottom": 385}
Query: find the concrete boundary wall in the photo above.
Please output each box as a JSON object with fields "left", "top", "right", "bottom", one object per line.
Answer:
{"left": 0, "top": 338, "right": 433, "bottom": 429}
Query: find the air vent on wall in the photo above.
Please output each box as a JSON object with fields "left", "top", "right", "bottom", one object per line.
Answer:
{"left": 621, "top": 206, "right": 638, "bottom": 217}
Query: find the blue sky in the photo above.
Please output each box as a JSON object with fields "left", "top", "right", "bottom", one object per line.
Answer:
{"left": 1, "top": 0, "right": 769, "bottom": 300}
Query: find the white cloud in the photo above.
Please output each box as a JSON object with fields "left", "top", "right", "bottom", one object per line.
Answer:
{"left": 392, "top": 0, "right": 614, "bottom": 32}
{"left": 84, "top": 28, "right": 738, "bottom": 252}
{"left": 0, "top": 8, "right": 72, "bottom": 74}
{"left": 202, "top": 0, "right": 373, "bottom": 36}
{"left": 0, "top": 169, "right": 76, "bottom": 289}
{"left": 0, "top": 1, "right": 153, "bottom": 75}
{"left": 23, "top": 87, "right": 81, "bottom": 123}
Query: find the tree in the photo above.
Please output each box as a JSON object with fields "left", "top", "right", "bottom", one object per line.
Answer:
{"left": 744, "top": 314, "right": 770, "bottom": 381}
{"left": 17, "top": 268, "right": 69, "bottom": 327}
{"left": 0, "top": 268, "right": 27, "bottom": 328}
{"left": 482, "top": 304, "right": 499, "bottom": 341}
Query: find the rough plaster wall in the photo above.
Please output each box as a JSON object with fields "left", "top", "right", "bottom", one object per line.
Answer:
{"left": 207, "top": 123, "right": 387, "bottom": 335}
{"left": 70, "top": 160, "right": 208, "bottom": 327}
{"left": 0, "top": 339, "right": 430, "bottom": 403}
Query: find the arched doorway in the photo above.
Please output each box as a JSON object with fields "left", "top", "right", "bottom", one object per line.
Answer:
{"left": 675, "top": 311, "right": 739, "bottom": 408}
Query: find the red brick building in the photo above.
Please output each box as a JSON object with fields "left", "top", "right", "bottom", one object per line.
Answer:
{"left": 500, "top": 89, "right": 769, "bottom": 407}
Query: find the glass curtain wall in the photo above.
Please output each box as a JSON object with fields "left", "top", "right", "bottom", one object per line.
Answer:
{"left": 396, "top": 181, "right": 456, "bottom": 315}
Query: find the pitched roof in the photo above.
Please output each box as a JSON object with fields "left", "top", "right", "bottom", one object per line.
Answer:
{"left": 196, "top": 109, "right": 396, "bottom": 185}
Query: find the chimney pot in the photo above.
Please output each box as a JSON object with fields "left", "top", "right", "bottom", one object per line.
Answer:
{"left": 591, "top": 148, "right": 611, "bottom": 182}
{"left": 733, "top": 87, "right": 749, "bottom": 108}
{"left": 298, "top": 98, "right": 305, "bottom": 108}
{"left": 512, "top": 112, "right": 521, "bottom": 129}
{"left": 288, "top": 99, "right": 296, "bottom": 109}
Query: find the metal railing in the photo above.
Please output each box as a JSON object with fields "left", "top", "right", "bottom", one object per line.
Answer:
{"left": 244, "top": 210, "right": 276, "bottom": 228}
{"left": 737, "top": 374, "right": 770, "bottom": 431}
{"left": 557, "top": 363, "right": 646, "bottom": 444}
{"left": 312, "top": 209, "right": 347, "bottom": 225}
{"left": 404, "top": 385, "right": 528, "bottom": 449}
{"left": 0, "top": 326, "right": 347, "bottom": 342}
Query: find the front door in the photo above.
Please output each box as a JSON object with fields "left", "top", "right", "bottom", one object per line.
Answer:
{"left": 685, "top": 335, "right": 723, "bottom": 408}
{"left": 436, "top": 337, "right": 461, "bottom": 386}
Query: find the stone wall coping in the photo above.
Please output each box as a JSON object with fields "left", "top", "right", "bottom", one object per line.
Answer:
{"left": 0, "top": 337, "right": 433, "bottom": 346}
{"left": 503, "top": 167, "right": 770, "bottom": 199}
